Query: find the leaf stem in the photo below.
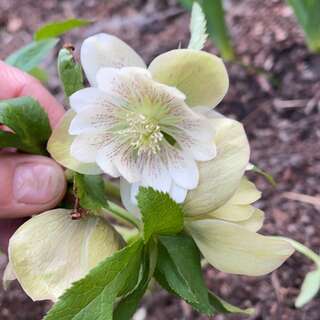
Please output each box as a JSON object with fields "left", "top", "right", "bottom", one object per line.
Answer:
{"left": 280, "top": 237, "right": 320, "bottom": 267}
{"left": 105, "top": 201, "right": 141, "bottom": 230}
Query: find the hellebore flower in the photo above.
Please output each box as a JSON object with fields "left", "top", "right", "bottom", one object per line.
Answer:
{"left": 5, "top": 209, "right": 123, "bottom": 301}
{"left": 48, "top": 33, "right": 229, "bottom": 203}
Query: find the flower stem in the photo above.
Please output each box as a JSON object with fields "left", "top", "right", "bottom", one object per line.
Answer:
{"left": 105, "top": 201, "right": 141, "bottom": 229}
{"left": 280, "top": 237, "right": 320, "bottom": 267}
{"left": 104, "top": 180, "right": 121, "bottom": 200}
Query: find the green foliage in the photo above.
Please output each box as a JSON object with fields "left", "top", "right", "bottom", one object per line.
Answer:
{"left": 180, "top": 0, "right": 235, "bottom": 60}
{"left": 113, "top": 240, "right": 157, "bottom": 320}
{"left": 282, "top": 237, "right": 320, "bottom": 308}
{"left": 155, "top": 233, "right": 213, "bottom": 314}
{"left": 202, "top": 0, "right": 235, "bottom": 60}
{"left": 287, "top": 0, "right": 320, "bottom": 53}
{"left": 295, "top": 269, "right": 320, "bottom": 307}
{"left": 29, "top": 67, "right": 49, "bottom": 83}
{"left": 74, "top": 173, "right": 108, "bottom": 212}
{"left": 45, "top": 239, "right": 144, "bottom": 320}
{"left": 137, "top": 187, "right": 184, "bottom": 242}
{"left": 34, "top": 18, "right": 91, "bottom": 41}
{"left": 188, "top": 2, "right": 208, "bottom": 50}
{"left": 5, "top": 38, "right": 59, "bottom": 72}
{"left": 0, "top": 97, "right": 51, "bottom": 155}
{"left": 155, "top": 233, "right": 253, "bottom": 315}
{"left": 58, "top": 48, "right": 84, "bottom": 97}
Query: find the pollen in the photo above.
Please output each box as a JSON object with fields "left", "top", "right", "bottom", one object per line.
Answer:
{"left": 117, "top": 112, "right": 164, "bottom": 155}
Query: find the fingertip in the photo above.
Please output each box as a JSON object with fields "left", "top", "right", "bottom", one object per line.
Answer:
{"left": 0, "top": 154, "right": 67, "bottom": 219}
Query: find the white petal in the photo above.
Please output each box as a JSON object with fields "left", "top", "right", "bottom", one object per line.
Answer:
{"left": 96, "top": 67, "right": 152, "bottom": 98}
{"left": 8, "top": 209, "right": 123, "bottom": 301}
{"left": 95, "top": 141, "right": 124, "bottom": 178}
{"left": 188, "top": 139, "right": 217, "bottom": 162}
{"left": 69, "top": 87, "right": 108, "bottom": 113}
{"left": 69, "top": 106, "right": 118, "bottom": 135}
{"left": 70, "top": 130, "right": 109, "bottom": 163}
{"left": 120, "top": 178, "right": 141, "bottom": 217}
{"left": 166, "top": 147, "right": 199, "bottom": 189}
{"left": 169, "top": 182, "right": 188, "bottom": 203}
{"left": 186, "top": 219, "right": 294, "bottom": 276}
{"left": 81, "top": 33, "right": 146, "bottom": 86}
{"left": 130, "top": 182, "right": 141, "bottom": 205}
{"left": 113, "top": 148, "right": 141, "bottom": 183}
{"left": 140, "top": 154, "right": 172, "bottom": 193}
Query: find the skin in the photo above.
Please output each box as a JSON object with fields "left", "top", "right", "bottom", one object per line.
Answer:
{"left": 0, "top": 61, "right": 67, "bottom": 252}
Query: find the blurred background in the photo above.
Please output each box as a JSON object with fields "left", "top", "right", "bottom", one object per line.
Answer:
{"left": 0, "top": 0, "right": 319, "bottom": 319}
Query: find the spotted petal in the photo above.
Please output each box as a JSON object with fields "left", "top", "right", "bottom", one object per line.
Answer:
{"left": 8, "top": 209, "right": 123, "bottom": 301}
{"left": 149, "top": 49, "right": 229, "bottom": 108}
{"left": 47, "top": 110, "right": 102, "bottom": 175}
{"left": 186, "top": 219, "right": 294, "bottom": 276}
{"left": 81, "top": 33, "right": 146, "bottom": 86}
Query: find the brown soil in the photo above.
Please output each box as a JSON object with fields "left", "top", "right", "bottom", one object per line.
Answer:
{"left": 0, "top": 0, "right": 319, "bottom": 319}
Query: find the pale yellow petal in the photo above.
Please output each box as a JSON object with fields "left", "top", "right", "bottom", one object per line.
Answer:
{"left": 229, "top": 177, "right": 261, "bottom": 205}
{"left": 2, "top": 262, "right": 16, "bottom": 290}
{"left": 186, "top": 219, "right": 293, "bottom": 276}
{"left": 184, "top": 117, "right": 250, "bottom": 215}
{"left": 8, "top": 209, "right": 123, "bottom": 301}
{"left": 47, "top": 110, "right": 102, "bottom": 175}
{"left": 208, "top": 203, "right": 255, "bottom": 221}
{"left": 149, "top": 49, "right": 228, "bottom": 108}
{"left": 236, "top": 208, "right": 265, "bottom": 232}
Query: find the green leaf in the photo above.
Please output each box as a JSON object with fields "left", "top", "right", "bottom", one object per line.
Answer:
{"left": 287, "top": 0, "right": 320, "bottom": 53}
{"left": 45, "top": 239, "right": 144, "bottom": 320}
{"left": 5, "top": 38, "right": 59, "bottom": 72}
{"left": 251, "top": 165, "right": 277, "bottom": 187}
{"left": 295, "top": 269, "right": 320, "bottom": 308}
{"left": 29, "top": 67, "right": 49, "bottom": 83}
{"left": 179, "top": 0, "right": 235, "bottom": 60}
{"left": 155, "top": 233, "right": 213, "bottom": 315}
{"left": 202, "top": 0, "right": 235, "bottom": 60}
{"left": 188, "top": 2, "right": 208, "bottom": 50}
{"left": 155, "top": 234, "right": 253, "bottom": 315}
{"left": 179, "top": 0, "right": 194, "bottom": 9}
{"left": 208, "top": 293, "right": 254, "bottom": 315}
{"left": 58, "top": 48, "right": 84, "bottom": 97}
{"left": 0, "top": 97, "right": 51, "bottom": 154}
{"left": 74, "top": 173, "right": 108, "bottom": 212}
{"left": 114, "top": 240, "right": 157, "bottom": 319}
{"left": 137, "top": 187, "right": 184, "bottom": 243}
{"left": 34, "top": 18, "right": 91, "bottom": 41}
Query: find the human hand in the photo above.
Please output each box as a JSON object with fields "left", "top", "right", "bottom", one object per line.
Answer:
{"left": 0, "top": 61, "right": 67, "bottom": 251}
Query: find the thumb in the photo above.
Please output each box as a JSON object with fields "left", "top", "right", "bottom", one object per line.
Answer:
{"left": 0, "top": 153, "right": 67, "bottom": 218}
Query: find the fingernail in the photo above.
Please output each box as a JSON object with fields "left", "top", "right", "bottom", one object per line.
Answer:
{"left": 13, "top": 163, "right": 62, "bottom": 204}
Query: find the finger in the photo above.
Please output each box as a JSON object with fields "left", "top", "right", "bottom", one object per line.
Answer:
{"left": 0, "top": 153, "right": 67, "bottom": 218}
{"left": 0, "top": 60, "right": 65, "bottom": 128}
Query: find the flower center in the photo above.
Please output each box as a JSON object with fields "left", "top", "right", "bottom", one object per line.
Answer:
{"left": 118, "top": 112, "right": 164, "bottom": 155}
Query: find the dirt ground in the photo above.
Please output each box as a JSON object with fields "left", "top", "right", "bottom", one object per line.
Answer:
{"left": 0, "top": 0, "right": 319, "bottom": 319}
